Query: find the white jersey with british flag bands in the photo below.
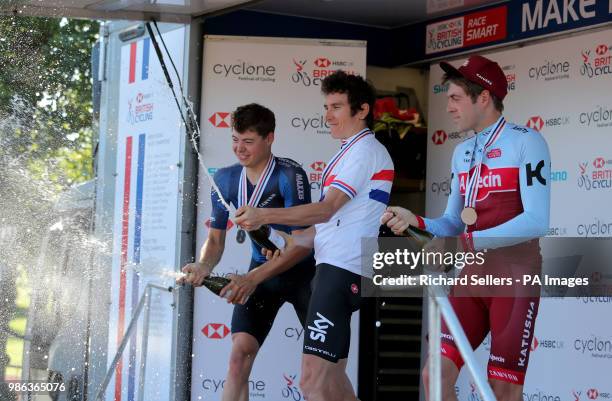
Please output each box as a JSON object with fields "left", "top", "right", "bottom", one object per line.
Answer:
{"left": 314, "top": 129, "right": 394, "bottom": 276}
{"left": 421, "top": 116, "right": 551, "bottom": 250}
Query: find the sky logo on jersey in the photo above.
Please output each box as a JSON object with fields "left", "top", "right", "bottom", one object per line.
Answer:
{"left": 202, "top": 323, "right": 230, "bottom": 339}
{"left": 209, "top": 112, "right": 231, "bottom": 128}
{"left": 458, "top": 164, "right": 519, "bottom": 201}
{"left": 581, "top": 43, "right": 612, "bottom": 78}
{"left": 128, "top": 38, "right": 150, "bottom": 84}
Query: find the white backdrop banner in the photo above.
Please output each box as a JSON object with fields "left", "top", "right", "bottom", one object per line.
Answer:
{"left": 426, "top": 28, "right": 612, "bottom": 400}
{"left": 192, "top": 35, "right": 367, "bottom": 401}
{"left": 108, "top": 27, "right": 186, "bottom": 401}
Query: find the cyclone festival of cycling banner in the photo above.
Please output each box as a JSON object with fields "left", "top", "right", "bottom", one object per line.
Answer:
{"left": 192, "top": 35, "right": 366, "bottom": 401}
{"left": 426, "top": 28, "right": 612, "bottom": 400}
{"left": 108, "top": 27, "right": 186, "bottom": 401}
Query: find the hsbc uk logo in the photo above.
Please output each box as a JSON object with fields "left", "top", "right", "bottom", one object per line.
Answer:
{"left": 291, "top": 57, "right": 356, "bottom": 87}
{"left": 202, "top": 323, "right": 230, "bottom": 339}
{"left": 579, "top": 106, "right": 612, "bottom": 128}
{"left": 525, "top": 115, "right": 570, "bottom": 131}
{"left": 581, "top": 43, "right": 612, "bottom": 78}
{"left": 531, "top": 336, "right": 564, "bottom": 352}
{"left": 432, "top": 129, "right": 464, "bottom": 145}
{"left": 577, "top": 157, "right": 612, "bottom": 191}
{"left": 314, "top": 57, "right": 331, "bottom": 68}
{"left": 209, "top": 112, "right": 231, "bottom": 128}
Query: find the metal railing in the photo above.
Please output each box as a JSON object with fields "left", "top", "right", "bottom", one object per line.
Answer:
{"left": 427, "top": 279, "right": 497, "bottom": 401}
{"left": 93, "top": 284, "right": 173, "bottom": 401}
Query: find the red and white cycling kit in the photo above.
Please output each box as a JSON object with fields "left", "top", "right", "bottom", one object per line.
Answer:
{"left": 417, "top": 116, "right": 551, "bottom": 384}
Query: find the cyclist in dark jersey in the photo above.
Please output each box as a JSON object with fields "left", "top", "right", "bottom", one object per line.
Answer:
{"left": 382, "top": 55, "right": 550, "bottom": 401}
{"left": 180, "top": 103, "right": 315, "bottom": 401}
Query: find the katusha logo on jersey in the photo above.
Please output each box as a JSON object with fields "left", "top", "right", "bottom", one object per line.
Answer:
{"left": 201, "top": 323, "right": 230, "bottom": 339}
{"left": 577, "top": 157, "right": 612, "bottom": 191}
{"left": 580, "top": 43, "right": 612, "bottom": 78}
{"left": 126, "top": 92, "right": 154, "bottom": 125}
{"left": 458, "top": 164, "right": 519, "bottom": 200}
{"left": 308, "top": 161, "right": 327, "bottom": 190}
{"left": 526, "top": 115, "right": 570, "bottom": 131}
{"left": 209, "top": 112, "right": 231, "bottom": 128}
{"left": 579, "top": 105, "right": 612, "bottom": 128}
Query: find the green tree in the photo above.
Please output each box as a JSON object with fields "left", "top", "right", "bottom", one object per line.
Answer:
{"left": 0, "top": 15, "right": 99, "bottom": 189}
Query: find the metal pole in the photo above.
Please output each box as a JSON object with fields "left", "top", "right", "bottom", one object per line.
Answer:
{"left": 428, "top": 288, "right": 442, "bottom": 401}
{"left": 429, "top": 284, "right": 497, "bottom": 401}
{"left": 93, "top": 284, "right": 171, "bottom": 401}
{"left": 137, "top": 286, "right": 152, "bottom": 401}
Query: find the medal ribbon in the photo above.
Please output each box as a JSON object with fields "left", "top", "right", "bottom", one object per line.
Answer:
{"left": 464, "top": 116, "right": 506, "bottom": 209}
{"left": 319, "top": 128, "right": 372, "bottom": 201}
{"left": 238, "top": 154, "right": 276, "bottom": 208}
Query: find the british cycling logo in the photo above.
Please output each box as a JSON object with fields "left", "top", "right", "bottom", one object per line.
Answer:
{"left": 503, "top": 64, "right": 516, "bottom": 91}
{"left": 580, "top": 44, "right": 612, "bottom": 78}
{"left": 126, "top": 92, "right": 154, "bottom": 125}
{"left": 528, "top": 58, "right": 570, "bottom": 81}
{"left": 577, "top": 157, "right": 612, "bottom": 191}
{"left": 212, "top": 60, "right": 277, "bottom": 82}
{"left": 308, "top": 161, "right": 327, "bottom": 191}
{"left": 573, "top": 334, "right": 612, "bottom": 359}
{"left": 282, "top": 374, "right": 304, "bottom": 401}
{"left": 291, "top": 113, "right": 330, "bottom": 134}
{"left": 579, "top": 106, "right": 612, "bottom": 128}
{"left": 291, "top": 57, "right": 357, "bottom": 87}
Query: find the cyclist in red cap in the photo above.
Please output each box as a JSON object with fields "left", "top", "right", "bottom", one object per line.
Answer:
{"left": 382, "top": 54, "right": 550, "bottom": 401}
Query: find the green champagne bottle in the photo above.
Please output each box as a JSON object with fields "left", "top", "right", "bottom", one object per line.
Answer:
{"left": 247, "top": 225, "right": 286, "bottom": 252}
{"left": 202, "top": 276, "right": 231, "bottom": 297}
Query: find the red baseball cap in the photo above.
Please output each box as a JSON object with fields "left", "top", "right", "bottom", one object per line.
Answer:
{"left": 440, "top": 55, "right": 508, "bottom": 101}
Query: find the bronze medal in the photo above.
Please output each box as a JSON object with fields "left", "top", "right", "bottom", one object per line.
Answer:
{"left": 460, "top": 207, "right": 478, "bottom": 225}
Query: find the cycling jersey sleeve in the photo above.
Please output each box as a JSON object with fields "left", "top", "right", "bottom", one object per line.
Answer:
{"left": 279, "top": 165, "right": 311, "bottom": 231}
{"left": 209, "top": 169, "right": 231, "bottom": 230}
{"left": 421, "top": 146, "right": 466, "bottom": 237}
{"left": 470, "top": 130, "right": 550, "bottom": 250}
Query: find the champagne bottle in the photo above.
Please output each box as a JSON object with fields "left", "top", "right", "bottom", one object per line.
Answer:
{"left": 202, "top": 276, "right": 231, "bottom": 297}
{"left": 403, "top": 226, "right": 434, "bottom": 246}
{"left": 247, "top": 225, "right": 286, "bottom": 252}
